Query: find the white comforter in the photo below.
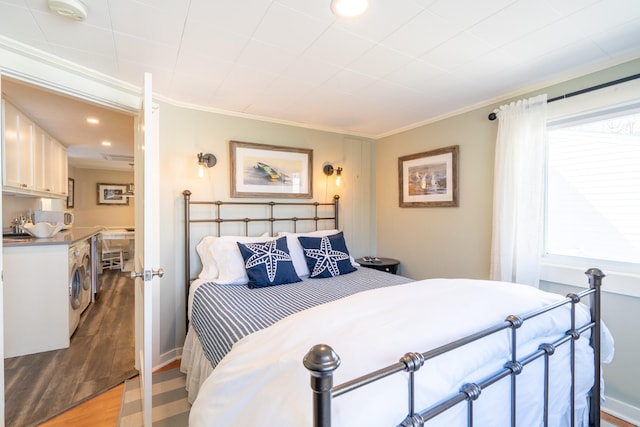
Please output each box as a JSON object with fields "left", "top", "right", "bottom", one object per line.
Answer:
{"left": 189, "top": 278, "right": 614, "bottom": 427}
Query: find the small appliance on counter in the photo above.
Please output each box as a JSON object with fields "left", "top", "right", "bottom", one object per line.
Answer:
{"left": 33, "top": 210, "right": 64, "bottom": 225}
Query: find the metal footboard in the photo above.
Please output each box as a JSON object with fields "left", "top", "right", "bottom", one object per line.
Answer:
{"left": 304, "top": 268, "right": 604, "bottom": 427}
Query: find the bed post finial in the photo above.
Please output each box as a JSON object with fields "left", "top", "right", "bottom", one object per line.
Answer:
{"left": 586, "top": 268, "right": 604, "bottom": 427}
{"left": 304, "top": 344, "right": 340, "bottom": 427}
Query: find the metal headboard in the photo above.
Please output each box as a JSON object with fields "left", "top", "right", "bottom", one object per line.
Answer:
{"left": 183, "top": 190, "right": 340, "bottom": 321}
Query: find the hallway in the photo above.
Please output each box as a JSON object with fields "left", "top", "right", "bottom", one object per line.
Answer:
{"left": 4, "top": 270, "right": 136, "bottom": 426}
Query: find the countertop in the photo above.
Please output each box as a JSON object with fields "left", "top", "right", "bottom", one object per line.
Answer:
{"left": 2, "top": 226, "right": 104, "bottom": 247}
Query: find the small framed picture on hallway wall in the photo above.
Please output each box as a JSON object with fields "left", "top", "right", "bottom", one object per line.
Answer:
{"left": 67, "top": 178, "right": 74, "bottom": 209}
{"left": 97, "top": 183, "right": 130, "bottom": 206}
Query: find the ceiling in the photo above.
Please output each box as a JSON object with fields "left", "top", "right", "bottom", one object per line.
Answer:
{"left": 1, "top": 0, "right": 640, "bottom": 169}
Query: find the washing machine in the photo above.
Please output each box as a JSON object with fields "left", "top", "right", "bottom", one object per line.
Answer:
{"left": 68, "top": 244, "right": 83, "bottom": 337}
{"left": 77, "top": 239, "right": 92, "bottom": 313}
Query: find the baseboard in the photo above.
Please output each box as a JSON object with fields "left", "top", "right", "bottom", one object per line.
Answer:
{"left": 154, "top": 347, "right": 183, "bottom": 371}
{"left": 603, "top": 395, "right": 640, "bottom": 425}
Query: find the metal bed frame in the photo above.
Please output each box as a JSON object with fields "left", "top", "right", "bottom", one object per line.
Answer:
{"left": 182, "top": 190, "right": 604, "bottom": 427}
{"left": 182, "top": 189, "right": 340, "bottom": 318}
{"left": 304, "top": 268, "right": 604, "bottom": 427}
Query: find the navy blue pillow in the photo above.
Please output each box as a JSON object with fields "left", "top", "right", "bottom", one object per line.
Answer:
{"left": 237, "top": 237, "right": 301, "bottom": 288}
{"left": 297, "top": 232, "right": 357, "bottom": 278}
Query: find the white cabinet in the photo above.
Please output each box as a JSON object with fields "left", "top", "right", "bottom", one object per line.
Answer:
{"left": 3, "top": 244, "right": 70, "bottom": 357}
{"left": 2, "top": 98, "right": 68, "bottom": 198}
{"left": 34, "top": 131, "right": 68, "bottom": 196}
{"left": 52, "top": 137, "right": 69, "bottom": 195}
{"left": 2, "top": 100, "right": 35, "bottom": 190}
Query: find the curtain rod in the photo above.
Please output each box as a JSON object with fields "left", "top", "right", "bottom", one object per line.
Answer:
{"left": 487, "top": 72, "right": 640, "bottom": 121}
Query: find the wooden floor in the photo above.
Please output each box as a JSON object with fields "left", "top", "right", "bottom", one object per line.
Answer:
{"left": 4, "top": 270, "right": 137, "bottom": 427}
{"left": 39, "top": 360, "right": 181, "bottom": 427}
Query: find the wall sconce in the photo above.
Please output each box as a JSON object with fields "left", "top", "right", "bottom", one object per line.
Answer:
{"left": 323, "top": 163, "right": 343, "bottom": 186}
{"left": 123, "top": 183, "right": 135, "bottom": 197}
{"left": 198, "top": 152, "right": 217, "bottom": 177}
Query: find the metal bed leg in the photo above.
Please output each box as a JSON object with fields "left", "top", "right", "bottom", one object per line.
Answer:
{"left": 586, "top": 268, "right": 604, "bottom": 427}
{"left": 304, "top": 344, "right": 341, "bottom": 427}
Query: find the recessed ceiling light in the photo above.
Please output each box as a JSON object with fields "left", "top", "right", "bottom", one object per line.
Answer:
{"left": 48, "top": 0, "right": 88, "bottom": 21}
{"left": 331, "top": 0, "right": 368, "bottom": 17}
{"left": 86, "top": 117, "right": 99, "bottom": 124}
{"left": 101, "top": 141, "right": 111, "bottom": 146}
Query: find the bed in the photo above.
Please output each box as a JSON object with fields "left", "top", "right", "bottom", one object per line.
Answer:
{"left": 180, "top": 190, "right": 613, "bottom": 427}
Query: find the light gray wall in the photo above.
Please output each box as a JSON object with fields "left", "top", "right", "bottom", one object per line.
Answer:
{"left": 375, "top": 108, "right": 496, "bottom": 280}
{"left": 156, "top": 102, "right": 376, "bottom": 361}
{"left": 374, "top": 58, "right": 640, "bottom": 414}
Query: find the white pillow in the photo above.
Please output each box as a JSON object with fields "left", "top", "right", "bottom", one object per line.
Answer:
{"left": 196, "top": 233, "right": 272, "bottom": 284}
{"left": 196, "top": 236, "right": 220, "bottom": 280}
{"left": 278, "top": 229, "right": 358, "bottom": 277}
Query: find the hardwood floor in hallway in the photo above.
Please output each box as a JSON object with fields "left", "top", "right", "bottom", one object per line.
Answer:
{"left": 4, "top": 270, "right": 137, "bottom": 427}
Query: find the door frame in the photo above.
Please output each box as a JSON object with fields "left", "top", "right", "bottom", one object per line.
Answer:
{"left": 0, "top": 39, "right": 154, "bottom": 424}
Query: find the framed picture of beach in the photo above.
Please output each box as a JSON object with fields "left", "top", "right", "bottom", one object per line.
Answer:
{"left": 398, "top": 145, "right": 459, "bottom": 207}
{"left": 230, "top": 141, "right": 313, "bottom": 198}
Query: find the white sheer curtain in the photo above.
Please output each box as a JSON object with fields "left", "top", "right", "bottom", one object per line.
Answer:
{"left": 490, "top": 94, "right": 547, "bottom": 286}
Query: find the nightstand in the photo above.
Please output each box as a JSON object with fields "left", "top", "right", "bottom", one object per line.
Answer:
{"left": 355, "top": 257, "right": 400, "bottom": 275}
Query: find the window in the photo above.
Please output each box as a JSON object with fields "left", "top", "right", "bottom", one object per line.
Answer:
{"left": 545, "top": 105, "right": 640, "bottom": 267}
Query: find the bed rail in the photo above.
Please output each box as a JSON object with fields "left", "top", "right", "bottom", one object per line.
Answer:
{"left": 183, "top": 190, "right": 340, "bottom": 323}
{"left": 304, "top": 268, "right": 604, "bottom": 427}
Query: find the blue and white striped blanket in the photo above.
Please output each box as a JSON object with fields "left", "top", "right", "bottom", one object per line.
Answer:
{"left": 190, "top": 267, "right": 412, "bottom": 369}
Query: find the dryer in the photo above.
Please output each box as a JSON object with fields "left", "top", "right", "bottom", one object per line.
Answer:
{"left": 68, "top": 245, "right": 83, "bottom": 336}
{"left": 77, "top": 240, "right": 92, "bottom": 313}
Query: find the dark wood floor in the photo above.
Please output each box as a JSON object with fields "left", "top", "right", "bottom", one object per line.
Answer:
{"left": 4, "top": 270, "right": 137, "bottom": 427}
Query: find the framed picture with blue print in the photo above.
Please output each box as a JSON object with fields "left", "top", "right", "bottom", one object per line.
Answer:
{"left": 230, "top": 140, "right": 313, "bottom": 198}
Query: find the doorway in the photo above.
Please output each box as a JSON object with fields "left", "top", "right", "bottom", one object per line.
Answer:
{"left": 1, "top": 77, "right": 138, "bottom": 425}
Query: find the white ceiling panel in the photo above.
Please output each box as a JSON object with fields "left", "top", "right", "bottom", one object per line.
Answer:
{"left": 380, "top": 10, "right": 463, "bottom": 57}
{"left": 322, "top": 69, "right": 379, "bottom": 94}
{"left": 32, "top": 10, "right": 115, "bottom": 54}
{"left": 234, "top": 39, "right": 296, "bottom": 76}
{"left": 281, "top": 55, "right": 340, "bottom": 87}
{"left": 592, "top": 18, "right": 640, "bottom": 57}
{"left": 564, "top": 0, "right": 640, "bottom": 36}
{"left": 498, "top": 19, "right": 587, "bottom": 62}
{"left": 304, "top": 26, "right": 372, "bottom": 68}
{"left": 540, "top": 0, "right": 600, "bottom": 17}
{"left": 0, "top": 0, "right": 639, "bottom": 169}
{"left": 179, "top": 26, "right": 249, "bottom": 64}
{"left": 346, "top": 44, "right": 413, "bottom": 79}
{"left": 0, "top": 2, "right": 45, "bottom": 42}
{"left": 108, "top": 0, "right": 190, "bottom": 45}
{"left": 428, "top": 0, "right": 518, "bottom": 28}
{"left": 421, "top": 31, "right": 493, "bottom": 72}
{"left": 469, "top": 0, "right": 563, "bottom": 46}
{"left": 112, "top": 32, "right": 179, "bottom": 68}
{"left": 186, "top": 0, "right": 272, "bottom": 39}
{"left": 384, "top": 59, "right": 449, "bottom": 93}
{"left": 252, "top": 2, "right": 330, "bottom": 55}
